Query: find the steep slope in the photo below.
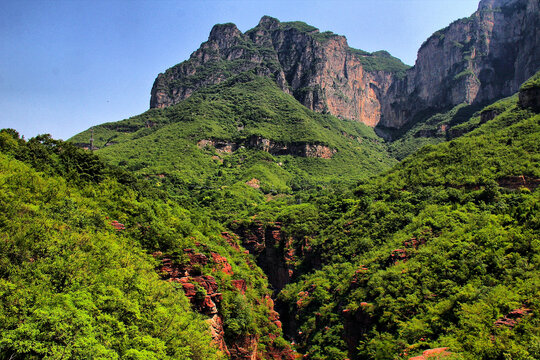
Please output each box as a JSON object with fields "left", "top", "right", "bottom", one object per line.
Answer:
{"left": 150, "top": 16, "right": 409, "bottom": 127}
{"left": 380, "top": 0, "right": 540, "bottom": 130}
{"left": 71, "top": 74, "right": 396, "bottom": 191}
{"left": 149, "top": 0, "right": 538, "bottom": 133}
{"left": 0, "top": 132, "right": 295, "bottom": 360}
{"left": 268, "top": 82, "right": 539, "bottom": 359}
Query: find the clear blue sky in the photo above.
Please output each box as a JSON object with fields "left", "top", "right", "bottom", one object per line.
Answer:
{"left": 1, "top": 0, "right": 479, "bottom": 140}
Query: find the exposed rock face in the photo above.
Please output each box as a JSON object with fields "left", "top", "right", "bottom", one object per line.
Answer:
{"left": 154, "top": 249, "right": 295, "bottom": 360}
{"left": 231, "top": 220, "right": 322, "bottom": 294}
{"left": 151, "top": 0, "right": 539, "bottom": 130}
{"left": 197, "top": 136, "right": 337, "bottom": 158}
{"left": 150, "top": 17, "right": 405, "bottom": 127}
{"left": 150, "top": 22, "right": 288, "bottom": 109}
{"left": 381, "top": 0, "right": 540, "bottom": 128}
{"left": 233, "top": 221, "right": 292, "bottom": 292}
{"left": 207, "top": 314, "right": 230, "bottom": 357}
{"left": 494, "top": 307, "right": 532, "bottom": 329}
{"left": 408, "top": 347, "right": 452, "bottom": 360}
{"left": 519, "top": 87, "right": 540, "bottom": 111}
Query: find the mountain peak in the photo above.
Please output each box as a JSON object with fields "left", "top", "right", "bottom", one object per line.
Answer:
{"left": 208, "top": 22, "right": 242, "bottom": 42}
{"left": 258, "top": 15, "right": 280, "bottom": 30}
{"left": 478, "top": 0, "right": 520, "bottom": 10}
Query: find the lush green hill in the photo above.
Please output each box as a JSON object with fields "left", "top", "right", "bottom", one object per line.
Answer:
{"left": 0, "top": 132, "right": 293, "bottom": 359}
{"left": 267, "top": 91, "right": 540, "bottom": 359}
{"left": 70, "top": 74, "right": 396, "bottom": 194}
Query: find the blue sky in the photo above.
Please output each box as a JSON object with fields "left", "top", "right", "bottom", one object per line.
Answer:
{"left": 1, "top": 0, "right": 479, "bottom": 140}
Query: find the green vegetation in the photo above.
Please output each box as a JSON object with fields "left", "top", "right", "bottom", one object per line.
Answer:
{"left": 521, "top": 70, "right": 540, "bottom": 91}
{"left": 278, "top": 21, "right": 318, "bottom": 33}
{"left": 387, "top": 102, "right": 485, "bottom": 160}
{"left": 350, "top": 49, "right": 411, "bottom": 77}
{"left": 71, "top": 74, "right": 396, "bottom": 193}
{"left": 0, "top": 130, "right": 291, "bottom": 359}
{"left": 453, "top": 69, "right": 476, "bottom": 82}
{"left": 271, "top": 93, "right": 540, "bottom": 359}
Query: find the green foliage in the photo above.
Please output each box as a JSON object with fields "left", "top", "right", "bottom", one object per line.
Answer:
{"left": 349, "top": 49, "right": 410, "bottom": 77}
{"left": 0, "top": 134, "right": 293, "bottom": 359}
{"left": 520, "top": 70, "right": 540, "bottom": 91}
{"left": 0, "top": 151, "right": 221, "bottom": 359}
{"left": 388, "top": 102, "right": 486, "bottom": 160}
{"left": 270, "top": 96, "right": 539, "bottom": 359}
{"left": 279, "top": 21, "right": 318, "bottom": 33}
{"left": 70, "top": 74, "right": 396, "bottom": 193}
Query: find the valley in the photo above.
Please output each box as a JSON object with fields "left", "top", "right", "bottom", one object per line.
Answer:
{"left": 1, "top": 0, "right": 539, "bottom": 359}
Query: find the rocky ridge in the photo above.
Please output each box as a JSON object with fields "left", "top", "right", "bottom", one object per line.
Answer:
{"left": 150, "top": 0, "right": 539, "bottom": 131}
{"left": 380, "top": 0, "right": 540, "bottom": 129}
{"left": 150, "top": 16, "right": 408, "bottom": 128}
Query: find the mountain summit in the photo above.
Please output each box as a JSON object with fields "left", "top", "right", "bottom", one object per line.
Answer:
{"left": 150, "top": 0, "right": 539, "bottom": 130}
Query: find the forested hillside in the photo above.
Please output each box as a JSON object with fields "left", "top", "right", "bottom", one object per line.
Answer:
{"left": 0, "top": 133, "right": 293, "bottom": 359}
{"left": 271, "top": 85, "right": 540, "bottom": 359}
{"left": 70, "top": 74, "right": 396, "bottom": 192}
{"left": 2, "top": 0, "right": 539, "bottom": 358}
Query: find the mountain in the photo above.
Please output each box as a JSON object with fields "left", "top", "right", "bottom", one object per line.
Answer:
{"left": 70, "top": 0, "right": 539, "bottom": 189}
{"left": 149, "top": 0, "right": 539, "bottom": 134}
{"left": 150, "top": 16, "right": 409, "bottom": 128}
{"left": 70, "top": 74, "right": 397, "bottom": 192}
{"left": 4, "top": 0, "right": 540, "bottom": 359}
{"left": 380, "top": 0, "right": 540, "bottom": 129}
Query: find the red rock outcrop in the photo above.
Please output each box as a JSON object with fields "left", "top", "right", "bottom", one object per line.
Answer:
{"left": 154, "top": 249, "right": 294, "bottom": 360}
{"left": 211, "top": 252, "right": 234, "bottom": 275}
{"left": 245, "top": 178, "right": 261, "bottom": 189}
{"left": 408, "top": 347, "right": 452, "bottom": 360}
{"left": 494, "top": 307, "right": 532, "bottom": 329}
{"left": 497, "top": 176, "right": 540, "bottom": 190}
{"left": 110, "top": 220, "right": 125, "bottom": 231}
{"left": 232, "top": 279, "right": 247, "bottom": 295}
{"left": 342, "top": 303, "right": 374, "bottom": 358}
{"left": 207, "top": 314, "right": 230, "bottom": 357}
{"left": 388, "top": 229, "right": 432, "bottom": 265}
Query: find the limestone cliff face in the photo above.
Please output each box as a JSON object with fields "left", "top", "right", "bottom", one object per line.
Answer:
{"left": 150, "top": 22, "right": 288, "bottom": 109}
{"left": 249, "top": 17, "right": 399, "bottom": 127}
{"left": 149, "top": 16, "right": 405, "bottom": 127}
{"left": 380, "top": 0, "right": 540, "bottom": 128}
{"left": 150, "top": 0, "right": 538, "bottom": 129}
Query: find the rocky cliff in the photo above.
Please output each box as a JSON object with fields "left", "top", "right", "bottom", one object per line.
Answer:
{"left": 150, "top": 0, "right": 538, "bottom": 130}
{"left": 197, "top": 136, "right": 337, "bottom": 158}
{"left": 380, "top": 0, "right": 540, "bottom": 128}
{"left": 154, "top": 248, "right": 296, "bottom": 360}
{"left": 150, "top": 16, "right": 408, "bottom": 128}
